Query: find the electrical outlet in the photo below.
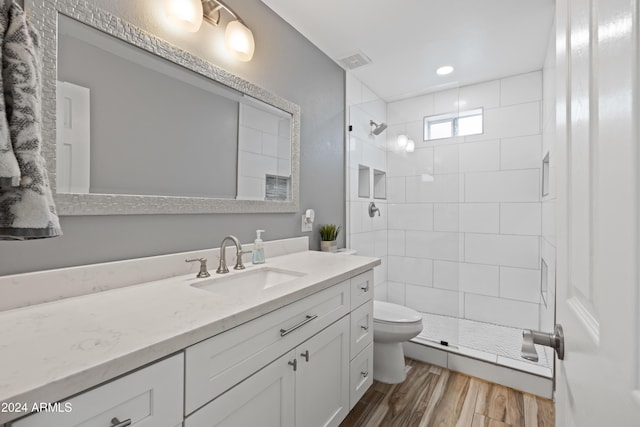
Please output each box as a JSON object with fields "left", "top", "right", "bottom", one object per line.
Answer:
{"left": 301, "top": 215, "right": 313, "bottom": 232}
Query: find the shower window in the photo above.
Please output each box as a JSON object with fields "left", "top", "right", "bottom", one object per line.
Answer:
{"left": 424, "top": 108, "right": 483, "bottom": 140}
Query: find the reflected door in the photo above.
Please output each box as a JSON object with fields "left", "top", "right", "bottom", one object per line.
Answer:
{"left": 56, "top": 81, "right": 90, "bottom": 194}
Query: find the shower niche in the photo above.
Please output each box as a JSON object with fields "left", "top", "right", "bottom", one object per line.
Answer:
{"left": 358, "top": 165, "right": 387, "bottom": 200}
{"left": 373, "top": 169, "right": 386, "bottom": 199}
{"left": 358, "top": 165, "right": 370, "bottom": 198}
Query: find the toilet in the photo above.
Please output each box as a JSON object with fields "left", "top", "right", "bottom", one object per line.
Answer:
{"left": 373, "top": 300, "right": 423, "bottom": 384}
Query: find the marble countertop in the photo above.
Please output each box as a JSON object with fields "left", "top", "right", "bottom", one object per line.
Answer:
{"left": 0, "top": 250, "right": 380, "bottom": 424}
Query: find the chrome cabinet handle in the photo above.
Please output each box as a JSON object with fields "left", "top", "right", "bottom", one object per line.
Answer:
{"left": 360, "top": 325, "right": 369, "bottom": 331}
{"left": 361, "top": 371, "right": 368, "bottom": 378}
{"left": 288, "top": 359, "right": 297, "bottom": 371}
{"left": 360, "top": 284, "right": 369, "bottom": 292}
{"left": 280, "top": 314, "right": 318, "bottom": 337}
{"left": 301, "top": 350, "right": 310, "bottom": 362}
{"left": 111, "top": 417, "right": 132, "bottom": 427}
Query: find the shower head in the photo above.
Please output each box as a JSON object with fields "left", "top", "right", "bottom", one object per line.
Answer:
{"left": 370, "top": 120, "right": 388, "bottom": 136}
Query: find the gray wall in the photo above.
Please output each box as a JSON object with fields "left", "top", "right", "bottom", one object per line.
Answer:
{"left": 0, "top": 0, "right": 345, "bottom": 275}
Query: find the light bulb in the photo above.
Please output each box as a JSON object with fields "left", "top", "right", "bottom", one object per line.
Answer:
{"left": 406, "top": 139, "right": 415, "bottom": 153}
{"left": 397, "top": 134, "right": 408, "bottom": 149}
{"left": 164, "top": 0, "right": 203, "bottom": 32}
{"left": 225, "top": 20, "right": 255, "bottom": 61}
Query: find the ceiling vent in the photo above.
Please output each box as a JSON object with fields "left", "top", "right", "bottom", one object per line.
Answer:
{"left": 338, "top": 50, "right": 372, "bottom": 70}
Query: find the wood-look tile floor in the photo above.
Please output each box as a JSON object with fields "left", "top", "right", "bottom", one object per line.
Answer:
{"left": 340, "top": 358, "right": 554, "bottom": 427}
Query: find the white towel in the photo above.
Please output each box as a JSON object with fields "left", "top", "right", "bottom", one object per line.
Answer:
{"left": 0, "top": 1, "right": 61, "bottom": 240}
{"left": 0, "top": 3, "right": 20, "bottom": 188}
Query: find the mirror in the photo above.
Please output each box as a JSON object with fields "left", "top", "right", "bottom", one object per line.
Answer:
{"left": 33, "top": 0, "right": 300, "bottom": 215}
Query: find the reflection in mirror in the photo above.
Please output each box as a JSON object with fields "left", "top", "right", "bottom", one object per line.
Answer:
{"left": 237, "top": 100, "right": 292, "bottom": 201}
{"left": 35, "top": 0, "right": 300, "bottom": 215}
{"left": 56, "top": 15, "right": 292, "bottom": 201}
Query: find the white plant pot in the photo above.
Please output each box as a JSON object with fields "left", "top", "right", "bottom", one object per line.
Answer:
{"left": 320, "top": 240, "right": 337, "bottom": 252}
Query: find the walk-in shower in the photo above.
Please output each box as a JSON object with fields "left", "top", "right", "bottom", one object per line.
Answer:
{"left": 346, "top": 63, "right": 556, "bottom": 383}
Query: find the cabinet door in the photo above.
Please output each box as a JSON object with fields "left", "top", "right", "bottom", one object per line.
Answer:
{"left": 295, "top": 317, "right": 350, "bottom": 427}
{"left": 185, "top": 351, "right": 295, "bottom": 427}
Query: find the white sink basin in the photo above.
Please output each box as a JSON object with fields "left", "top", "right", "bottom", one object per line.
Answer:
{"left": 191, "top": 267, "right": 306, "bottom": 294}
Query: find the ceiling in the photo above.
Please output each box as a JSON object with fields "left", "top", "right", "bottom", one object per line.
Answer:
{"left": 260, "top": 0, "right": 555, "bottom": 102}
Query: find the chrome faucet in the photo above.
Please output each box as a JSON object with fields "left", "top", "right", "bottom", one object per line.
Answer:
{"left": 368, "top": 202, "right": 380, "bottom": 218}
{"left": 216, "top": 235, "right": 247, "bottom": 274}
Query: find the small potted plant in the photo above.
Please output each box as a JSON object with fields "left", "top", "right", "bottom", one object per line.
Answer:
{"left": 319, "top": 224, "right": 341, "bottom": 252}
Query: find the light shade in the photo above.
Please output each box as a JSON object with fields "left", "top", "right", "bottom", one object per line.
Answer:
{"left": 225, "top": 20, "right": 255, "bottom": 61}
{"left": 436, "top": 65, "right": 454, "bottom": 76}
{"left": 406, "top": 139, "right": 415, "bottom": 152}
{"left": 397, "top": 134, "right": 408, "bottom": 149}
{"left": 164, "top": 0, "right": 203, "bottom": 32}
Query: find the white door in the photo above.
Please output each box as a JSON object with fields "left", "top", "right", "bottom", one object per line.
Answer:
{"left": 555, "top": 0, "right": 640, "bottom": 425}
{"left": 296, "top": 317, "right": 350, "bottom": 427}
{"left": 56, "top": 81, "right": 90, "bottom": 193}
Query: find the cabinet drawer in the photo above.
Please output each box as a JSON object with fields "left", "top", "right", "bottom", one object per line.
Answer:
{"left": 350, "top": 300, "right": 373, "bottom": 359}
{"left": 185, "top": 281, "right": 350, "bottom": 414}
{"left": 350, "top": 270, "right": 373, "bottom": 309}
{"left": 9, "top": 354, "right": 184, "bottom": 427}
{"left": 349, "top": 343, "right": 373, "bottom": 410}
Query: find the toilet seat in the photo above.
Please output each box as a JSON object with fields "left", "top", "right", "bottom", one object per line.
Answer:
{"left": 373, "top": 300, "right": 422, "bottom": 325}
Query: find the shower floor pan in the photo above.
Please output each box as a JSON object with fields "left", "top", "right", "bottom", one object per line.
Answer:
{"left": 411, "top": 313, "right": 553, "bottom": 379}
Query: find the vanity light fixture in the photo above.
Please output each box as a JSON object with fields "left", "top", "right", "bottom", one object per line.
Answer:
{"left": 202, "top": 0, "right": 255, "bottom": 61}
{"left": 164, "top": 0, "right": 255, "bottom": 61}
{"left": 436, "top": 65, "right": 454, "bottom": 76}
{"left": 164, "top": 0, "right": 203, "bottom": 32}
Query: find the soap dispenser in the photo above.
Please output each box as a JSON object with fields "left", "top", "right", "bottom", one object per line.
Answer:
{"left": 252, "top": 229, "right": 266, "bottom": 264}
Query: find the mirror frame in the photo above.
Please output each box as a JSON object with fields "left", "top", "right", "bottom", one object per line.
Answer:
{"left": 30, "top": 0, "right": 300, "bottom": 215}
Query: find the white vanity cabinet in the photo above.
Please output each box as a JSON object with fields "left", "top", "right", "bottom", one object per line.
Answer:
{"left": 184, "top": 280, "right": 351, "bottom": 414}
{"left": 185, "top": 316, "right": 350, "bottom": 427}
{"left": 184, "top": 270, "right": 374, "bottom": 427}
{"left": 8, "top": 354, "right": 184, "bottom": 427}
{"left": 3, "top": 266, "right": 377, "bottom": 427}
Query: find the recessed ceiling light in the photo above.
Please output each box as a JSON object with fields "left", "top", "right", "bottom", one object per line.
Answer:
{"left": 436, "top": 65, "right": 454, "bottom": 76}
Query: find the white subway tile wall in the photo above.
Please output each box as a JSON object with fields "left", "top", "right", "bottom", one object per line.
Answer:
{"left": 385, "top": 71, "right": 544, "bottom": 331}
{"left": 347, "top": 68, "right": 555, "bottom": 338}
